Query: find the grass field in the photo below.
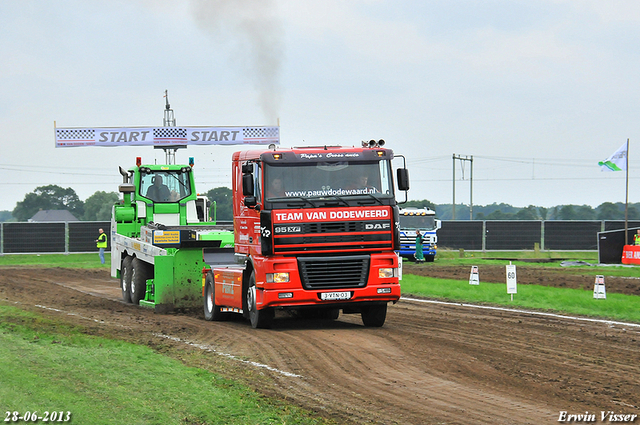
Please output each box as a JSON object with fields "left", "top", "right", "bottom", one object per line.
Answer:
{"left": 0, "top": 253, "right": 110, "bottom": 269}
{"left": 3, "top": 252, "right": 639, "bottom": 322}
{"left": 400, "top": 275, "right": 640, "bottom": 323}
{"left": 2, "top": 252, "right": 639, "bottom": 423}
{"left": 0, "top": 304, "right": 333, "bottom": 425}
{"left": 0, "top": 253, "right": 336, "bottom": 424}
{"left": 401, "top": 249, "right": 640, "bottom": 323}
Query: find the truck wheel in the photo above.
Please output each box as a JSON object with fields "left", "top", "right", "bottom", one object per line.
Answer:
{"left": 121, "top": 256, "right": 133, "bottom": 303}
{"left": 361, "top": 303, "right": 387, "bottom": 327}
{"left": 204, "top": 271, "right": 223, "bottom": 321}
{"left": 246, "top": 272, "right": 274, "bottom": 329}
{"left": 130, "top": 257, "right": 148, "bottom": 305}
{"left": 321, "top": 308, "right": 340, "bottom": 320}
{"left": 425, "top": 255, "right": 435, "bottom": 263}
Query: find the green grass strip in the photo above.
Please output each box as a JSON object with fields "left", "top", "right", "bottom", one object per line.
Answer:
{"left": 0, "top": 305, "right": 330, "bottom": 425}
{"left": 435, "top": 249, "right": 599, "bottom": 261}
{"left": 0, "top": 253, "right": 109, "bottom": 269}
{"left": 401, "top": 274, "right": 640, "bottom": 324}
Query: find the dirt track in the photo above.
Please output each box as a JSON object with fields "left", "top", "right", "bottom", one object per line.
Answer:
{"left": 1, "top": 266, "right": 640, "bottom": 424}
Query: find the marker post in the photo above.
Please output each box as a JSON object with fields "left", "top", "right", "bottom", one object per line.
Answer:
{"left": 506, "top": 262, "right": 517, "bottom": 301}
{"left": 469, "top": 266, "right": 479, "bottom": 285}
{"left": 593, "top": 275, "right": 606, "bottom": 299}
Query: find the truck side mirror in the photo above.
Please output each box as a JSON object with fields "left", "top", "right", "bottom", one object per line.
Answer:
{"left": 397, "top": 168, "right": 410, "bottom": 191}
{"left": 242, "top": 174, "right": 254, "bottom": 197}
{"left": 244, "top": 196, "right": 257, "bottom": 208}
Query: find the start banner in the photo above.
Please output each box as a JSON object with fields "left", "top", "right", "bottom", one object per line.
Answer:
{"left": 55, "top": 126, "right": 279, "bottom": 147}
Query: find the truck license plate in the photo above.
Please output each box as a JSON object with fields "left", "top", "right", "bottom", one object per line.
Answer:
{"left": 320, "top": 291, "right": 351, "bottom": 301}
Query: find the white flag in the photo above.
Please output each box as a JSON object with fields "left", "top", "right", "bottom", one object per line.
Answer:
{"left": 599, "top": 142, "right": 627, "bottom": 172}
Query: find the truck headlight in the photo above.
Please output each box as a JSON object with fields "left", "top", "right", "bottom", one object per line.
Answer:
{"left": 266, "top": 272, "right": 290, "bottom": 283}
{"left": 378, "top": 268, "right": 397, "bottom": 278}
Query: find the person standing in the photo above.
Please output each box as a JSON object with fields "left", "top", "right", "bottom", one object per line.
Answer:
{"left": 96, "top": 228, "right": 107, "bottom": 264}
{"left": 415, "top": 230, "right": 425, "bottom": 263}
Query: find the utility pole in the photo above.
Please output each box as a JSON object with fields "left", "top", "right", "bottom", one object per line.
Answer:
{"left": 163, "top": 89, "right": 176, "bottom": 127}
{"left": 160, "top": 90, "right": 180, "bottom": 164}
{"left": 452, "top": 154, "right": 474, "bottom": 220}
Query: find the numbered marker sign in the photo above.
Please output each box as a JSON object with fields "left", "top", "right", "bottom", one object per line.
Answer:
{"left": 593, "top": 275, "right": 606, "bottom": 299}
{"left": 506, "top": 264, "right": 517, "bottom": 294}
{"left": 469, "top": 266, "right": 479, "bottom": 285}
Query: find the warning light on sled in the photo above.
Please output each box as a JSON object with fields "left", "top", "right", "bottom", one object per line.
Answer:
{"left": 136, "top": 157, "right": 142, "bottom": 167}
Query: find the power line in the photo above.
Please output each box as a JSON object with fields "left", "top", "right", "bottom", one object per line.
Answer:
{"left": 413, "top": 175, "right": 639, "bottom": 182}
{"left": 0, "top": 167, "right": 114, "bottom": 177}
{"left": 408, "top": 155, "right": 640, "bottom": 169}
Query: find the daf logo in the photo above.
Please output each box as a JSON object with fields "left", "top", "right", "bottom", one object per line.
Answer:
{"left": 365, "top": 223, "right": 390, "bottom": 230}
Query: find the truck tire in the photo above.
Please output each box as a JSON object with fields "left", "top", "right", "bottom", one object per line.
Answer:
{"left": 120, "top": 256, "right": 133, "bottom": 303}
{"left": 246, "top": 271, "right": 274, "bottom": 329}
{"left": 361, "top": 303, "right": 387, "bottom": 327}
{"left": 425, "top": 255, "right": 435, "bottom": 263}
{"left": 323, "top": 308, "right": 340, "bottom": 321}
{"left": 130, "top": 257, "right": 149, "bottom": 305}
{"left": 204, "top": 271, "right": 223, "bottom": 321}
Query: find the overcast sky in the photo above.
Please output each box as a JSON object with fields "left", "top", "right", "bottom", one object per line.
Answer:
{"left": 2, "top": 0, "right": 640, "bottom": 213}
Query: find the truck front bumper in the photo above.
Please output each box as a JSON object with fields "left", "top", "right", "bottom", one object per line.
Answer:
{"left": 256, "top": 283, "right": 401, "bottom": 310}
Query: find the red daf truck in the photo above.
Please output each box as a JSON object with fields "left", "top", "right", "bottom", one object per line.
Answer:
{"left": 203, "top": 140, "right": 409, "bottom": 328}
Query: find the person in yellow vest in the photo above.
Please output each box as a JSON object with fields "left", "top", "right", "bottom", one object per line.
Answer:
{"left": 635, "top": 230, "right": 640, "bottom": 246}
{"left": 96, "top": 228, "right": 107, "bottom": 264}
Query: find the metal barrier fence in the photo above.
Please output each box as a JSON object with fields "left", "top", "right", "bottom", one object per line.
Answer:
{"left": 2, "top": 220, "right": 640, "bottom": 254}
{"left": 438, "top": 220, "right": 640, "bottom": 251}
{"left": 0, "top": 221, "right": 111, "bottom": 254}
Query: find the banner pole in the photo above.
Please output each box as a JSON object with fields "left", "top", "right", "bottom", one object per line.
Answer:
{"left": 625, "top": 138, "right": 629, "bottom": 246}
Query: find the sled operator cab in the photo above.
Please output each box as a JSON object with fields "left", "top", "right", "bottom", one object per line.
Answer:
{"left": 115, "top": 157, "right": 211, "bottom": 234}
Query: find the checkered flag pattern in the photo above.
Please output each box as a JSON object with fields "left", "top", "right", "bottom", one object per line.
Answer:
{"left": 243, "top": 127, "right": 279, "bottom": 139}
{"left": 56, "top": 128, "right": 95, "bottom": 140}
{"left": 153, "top": 127, "right": 187, "bottom": 139}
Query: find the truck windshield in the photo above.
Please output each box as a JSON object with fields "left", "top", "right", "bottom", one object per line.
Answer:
{"left": 399, "top": 215, "right": 437, "bottom": 231}
{"left": 264, "top": 160, "right": 394, "bottom": 201}
{"left": 140, "top": 171, "right": 192, "bottom": 202}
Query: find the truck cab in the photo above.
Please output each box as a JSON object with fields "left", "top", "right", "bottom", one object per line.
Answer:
{"left": 203, "top": 142, "right": 410, "bottom": 328}
{"left": 398, "top": 207, "right": 441, "bottom": 262}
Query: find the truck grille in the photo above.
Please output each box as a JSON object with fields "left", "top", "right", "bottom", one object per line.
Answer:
{"left": 298, "top": 255, "right": 370, "bottom": 290}
{"left": 400, "top": 235, "right": 414, "bottom": 245}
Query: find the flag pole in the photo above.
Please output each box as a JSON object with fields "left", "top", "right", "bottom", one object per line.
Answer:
{"left": 625, "top": 138, "right": 629, "bottom": 246}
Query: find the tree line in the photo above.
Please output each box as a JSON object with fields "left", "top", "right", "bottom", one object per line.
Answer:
{"left": 0, "top": 185, "right": 234, "bottom": 223}
{"left": 0, "top": 185, "right": 637, "bottom": 222}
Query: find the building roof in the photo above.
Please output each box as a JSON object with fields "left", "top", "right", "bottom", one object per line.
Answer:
{"left": 29, "top": 210, "right": 79, "bottom": 222}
